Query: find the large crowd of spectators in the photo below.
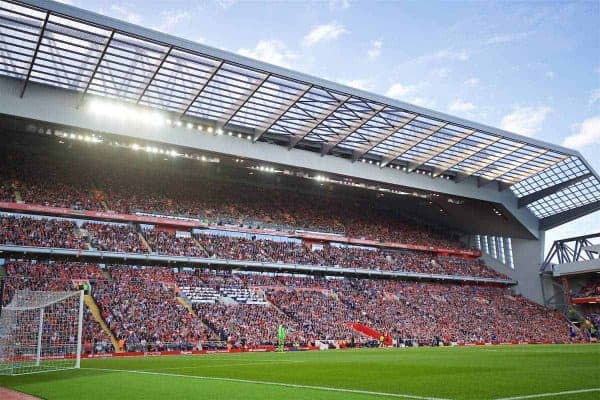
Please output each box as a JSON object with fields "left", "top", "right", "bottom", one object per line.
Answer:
{"left": 189, "top": 271, "right": 571, "bottom": 345}
{"left": 0, "top": 216, "right": 87, "bottom": 249}
{"left": 574, "top": 278, "right": 600, "bottom": 298}
{"left": 199, "top": 235, "right": 322, "bottom": 264}
{"left": 3, "top": 261, "right": 113, "bottom": 353}
{"left": 3, "top": 262, "right": 577, "bottom": 351}
{"left": 93, "top": 266, "right": 210, "bottom": 351}
{"left": 144, "top": 229, "right": 205, "bottom": 257}
{"left": 0, "top": 216, "right": 505, "bottom": 279}
{"left": 194, "top": 303, "right": 300, "bottom": 346}
{"left": 197, "top": 234, "right": 509, "bottom": 279}
{"left": 0, "top": 146, "right": 467, "bottom": 249}
{"left": 0, "top": 182, "right": 14, "bottom": 202}
{"left": 84, "top": 222, "right": 148, "bottom": 253}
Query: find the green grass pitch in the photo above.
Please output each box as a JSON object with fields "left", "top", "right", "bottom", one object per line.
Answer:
{"left": 1, "top": 345, "right": 598, "bottom": 400}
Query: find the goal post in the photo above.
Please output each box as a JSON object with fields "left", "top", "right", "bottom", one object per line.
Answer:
{"left": 0, "top": 290, "right": 84, "bottom": 375}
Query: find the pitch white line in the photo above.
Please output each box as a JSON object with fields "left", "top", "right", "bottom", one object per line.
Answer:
{"left": 82, "top": 367, "right": 451, "bottom": 400}
{"left": 494, "top": 388, "right": 600, "bottom": 400}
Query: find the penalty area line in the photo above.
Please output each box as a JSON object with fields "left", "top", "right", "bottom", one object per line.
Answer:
{"left": 82, "top": 367, "right": 451, "bottom": 400}
{"left": 494, "top": 388, "right": 600, "bottom": 400}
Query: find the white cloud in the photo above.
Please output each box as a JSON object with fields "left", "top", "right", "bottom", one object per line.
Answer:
{"left": 563, "top": 116, "right": 600, "bottom": 149}
{"left": 464, "top": 77, "right": 480, "bottom": 87}
{"left": 414, "top": 48, "right": 469, "bottom": 64}
{"left": 385, "top": 83, "right": 417, "bottom": 99}
{"left": 329, "top": 0, "right": 350, "bottom": 10}
{"left": 156, "top": 10, "right": 190, "bottom": 33}
{"left": 590, "top": 88, "right": 600, "bottom": 105}
{"left": 449, "top": 99, "right": 476, "bottom": 113}
{"left": 302, "top": 22, "right": 347, "bottom": 47}
{"left": 339, "top": 79, "right": 372, "bottom": 91}
{"left": 500, "top": 106, "right": 552, "bottom": 137}
{"left": 432, "top": 67, "right": 449, "bottom": 79}
{"left": 486, "top": 32, "right": 530, "bottom": 45}
{"left": 109, "top": 5, "right": 142, "bottom": 24}
{"left": 238, "top": 40, "right": 297, "bottom": 69}
{"left": 545, "top": 71, "right": 555, "bottom": 79}
{"left": 367, "top": 40, "right": 382, "bottom": 60}
{"left": 215, "top": 0, "right": 238, "bottom": 9}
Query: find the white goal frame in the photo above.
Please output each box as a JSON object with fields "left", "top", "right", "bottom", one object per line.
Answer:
{"left": 0, "top": 290, "right": 84, "bottom": 375}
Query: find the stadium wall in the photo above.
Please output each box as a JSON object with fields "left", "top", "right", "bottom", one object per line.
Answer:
{"left": 480, "top": 235, "right": 546, "bottom": 304}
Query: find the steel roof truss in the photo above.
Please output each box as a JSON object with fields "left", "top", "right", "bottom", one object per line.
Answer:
{"left": 455, "top": 142, "right": 528, "bottom": 181}
{"left": 288, "top": 95, "right": 351, "bottom": 148}
{"left": 19, "top": 10, "right": 48, "bottom": 97}
{"left": 406, "top": 129, "right": 476, "bottom": 172}
{"left": 219, "top": 73, "right": 270, "bottom": 127}
{"left": 432, "top": 136, "right": 502, "bottom": 178}
{"left": 352, "top": 114, "right": 419, "bottom": 160}
{"left": 479, "top": 148, "right": 553, "bottom": 183}
{"left": 253, "top": 84, "right": 313, "bottom": 142}
{"left": 180, "top": 60, "right": 224, "bottom": 118}
{"left": 380, "top": 122, "right": 448, "bottom": 168}
{"left": 72, "top": 30, "right": 114, "bottom": 107}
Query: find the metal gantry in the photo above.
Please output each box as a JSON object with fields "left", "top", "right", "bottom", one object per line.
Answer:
{"left": 541, "top": 232, "right": 600, "bottom": 271}
{"left": 0, "top": 0, "right": 599, "bottom": 228}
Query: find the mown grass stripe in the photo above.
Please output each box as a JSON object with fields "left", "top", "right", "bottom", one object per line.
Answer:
{"left": 494, "top": 388, "right": 600, "bottom": 400}
{"left": 83, "top": 367, "right": 451, "bottom": 400}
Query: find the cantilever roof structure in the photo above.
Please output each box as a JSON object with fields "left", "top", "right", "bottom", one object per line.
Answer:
{"left": 1, "top": 0, "right": 599, "bottom": 230}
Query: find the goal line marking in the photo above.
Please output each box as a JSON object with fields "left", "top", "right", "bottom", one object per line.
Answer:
{"left": 82, "top": 367, "right": 451, "bottom": 400}
{"left": 494, "top": 388, "right": 600, "bottom": 400}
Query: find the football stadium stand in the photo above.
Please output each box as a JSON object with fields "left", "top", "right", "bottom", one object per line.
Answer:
{"left": 1, "top": 262, "right": 580, "bottom": 352}
{"left": 0, "top": 0, "right": 598, "bottom": 364}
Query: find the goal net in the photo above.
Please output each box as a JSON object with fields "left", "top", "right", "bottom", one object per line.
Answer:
{"left": 0, "top": 290, "right": 84, "bottom": 375}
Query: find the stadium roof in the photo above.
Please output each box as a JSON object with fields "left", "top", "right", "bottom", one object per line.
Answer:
{"left": 1, "top": 0, "right": 599, "bottom": 230}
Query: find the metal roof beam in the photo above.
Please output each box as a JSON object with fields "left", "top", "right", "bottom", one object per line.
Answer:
{"left": 19, "top": 10, "right": 49, "bottom": 98}
{"left": 322, "top": 104, "right": 385, "bottom": 154}
{"left": 518, "top": 173, "right": 593, "bottom": 208}
{"left": 136, "top": 45, "right": 172, "bottom": 104}
{"left": 407, "top": 129, "right": 476, "bottom": 172}
{"left": 539, "top": 200, "right": 600, "bottom": 231}
{"left": 253, "top": 84, "right": 312, "bottom": 142}
{"left": 453, "top": 142, "right": 527, "bottom": 182}
{"left": 288, "top": 95, "right": 350, "bottom": 148}
{"left": 491, "top": 154, "right": 570, "bottom": 187}
{"left": 219, "top": 73, "right": 270, "bottom": 127}
{"left": 180, "top": 60, "right": 224, "bottom": 118}
{"left": 76, "top": 30, "right": 115, "bottom": 108}
{"left": 478, "top": 148, "right": 550, "bottom": 184}
{"left": 352, "top": 114, "right": 419, "bottom": 160}
{"left": 432, "top": 136, "right": 501, "bottom": 178}
{"left": 380, "top": 122, "right": 448, "bottom": 168}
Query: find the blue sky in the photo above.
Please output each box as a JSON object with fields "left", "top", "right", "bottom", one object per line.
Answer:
{"left": 61, "top": 0, "right": 599, "bottom": 247}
